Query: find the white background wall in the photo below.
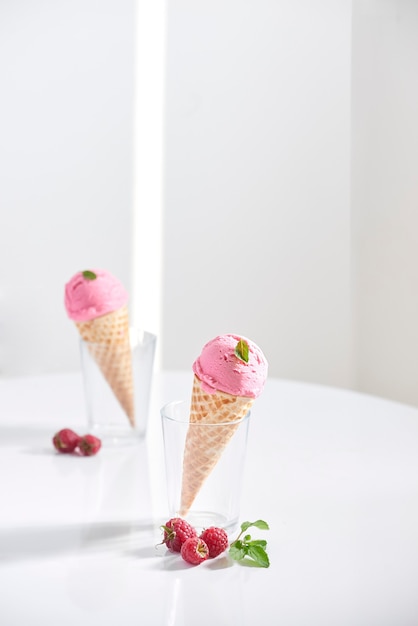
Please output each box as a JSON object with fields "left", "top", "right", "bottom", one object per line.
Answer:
{"left": 0, "top": 0, "right": 134, "bottom": 375}
{"left": 1, "top": 1, "right": 417, "bottom": 408}
{"left": 351, "top": 0, "right": 418, "bottom": 407}
{"left": 162, "top": 0, "right": 353, "bottom": 391}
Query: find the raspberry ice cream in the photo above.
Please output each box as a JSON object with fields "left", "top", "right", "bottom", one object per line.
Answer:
{"left": 64, "top": 269, "right": 128, "bottom": 321}
{"left": 193, "top": 334, "right": 268, "bottom": 398}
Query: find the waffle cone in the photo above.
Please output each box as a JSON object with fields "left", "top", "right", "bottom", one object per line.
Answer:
{"left": 76, "top": 305, "right": 135, "bottom": 427}
{"left": 180, "top": 375, "right": 253, "bottom": 515}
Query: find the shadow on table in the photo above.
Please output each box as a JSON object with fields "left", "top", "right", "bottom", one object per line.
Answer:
{"left": 0, "top": 519, "right": 156, "bottom": 562}
{"left": 0, "top": 425, "right": 57, "bottom": 448}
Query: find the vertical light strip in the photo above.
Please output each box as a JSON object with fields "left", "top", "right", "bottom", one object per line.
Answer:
{"left": 132, "top": 0, "right": 166, "bottom": 367}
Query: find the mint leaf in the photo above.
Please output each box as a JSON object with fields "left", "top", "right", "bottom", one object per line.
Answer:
{"left": 235, "top": 339, "right": 249, "bottom": 363}
{"left": 82, "top": 270, "right": 97, "bottom": 280}
{"left": 229, "top": 519, "right": 270, "bottom": 567}
{"left": 240, "top": 520, "right": 269, "bottom": 533}
{"left": 251, "top": 520, "right": 270, "bottom": 531}
{"left": 248, "top": 539, "right": 267, "bottom": 548}
{"left": 229, "top": 542, "right": 248, "bottom": 562}
{"left": 247, "top": 545, "right": 270, "bottom": 568}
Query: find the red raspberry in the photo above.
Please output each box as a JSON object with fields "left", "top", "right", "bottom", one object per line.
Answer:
{"left": 200, "top": 527, "right": 229, "bottom": 558}
{"left": 161, "top": 517, "right": 197, "bottom": 553}
{"left": 52, "top": 428, "right": 80, "bottom": 453}
{"left": 78, "top": 434, "right": 102, "bottom": 456}
{"left": 180, "top": 537, "right": 209, "bottom": 565}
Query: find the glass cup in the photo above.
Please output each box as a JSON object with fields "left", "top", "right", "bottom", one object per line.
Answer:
{"left": 80, "top": 329, "right": 156, "bottom": 444}
{"left": 161, "top": 399, "right": 250, "bottom": 535}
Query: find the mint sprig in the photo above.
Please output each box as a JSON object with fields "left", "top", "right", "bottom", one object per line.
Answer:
{"left": 235, "top": 339, "right": 249, "bottom": 363}
{"left": 82, "top": 270, "right": 97, "bottom": 280}
{"left": 229, "top": 520, "right": 270, "bottom": 567}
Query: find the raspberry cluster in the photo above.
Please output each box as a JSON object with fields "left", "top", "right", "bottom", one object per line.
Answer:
{"left": 52, "top": 428, "right": 101, "bottom": 456}
{"left": 161, "top": 517, "right": 229, "bottom": 566}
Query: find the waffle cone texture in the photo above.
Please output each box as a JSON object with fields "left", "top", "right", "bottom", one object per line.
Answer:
{"left": 76, "top": 305, "right": 135, "bottom": 427}
{"left": 179, "top": 375, "right": 253, "bottom": 515}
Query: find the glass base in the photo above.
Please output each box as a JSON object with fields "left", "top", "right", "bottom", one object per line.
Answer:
{"left": 176, "top": 510, "right": 239, "bottom": 537}
{"left": 89, "top": 423, "right": 144, "bottom": 446}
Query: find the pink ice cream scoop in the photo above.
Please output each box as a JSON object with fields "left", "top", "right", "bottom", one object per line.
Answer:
{"left": 64, "top": 269, "right": 128, "bottom": 322}
{"left": 192, "top": 334, "right": 268, "bottom": 398}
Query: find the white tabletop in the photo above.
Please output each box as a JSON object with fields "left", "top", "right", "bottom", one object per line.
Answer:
{"left": 1, "top": 370, "right": 418, "bottom": 625}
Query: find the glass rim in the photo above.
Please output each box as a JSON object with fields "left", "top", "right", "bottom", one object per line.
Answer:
{"left": 160, "top": 399, "right": 251, "bottom": 427}
{"left": 80, "top": 328, "right": 157, "bottom": 346}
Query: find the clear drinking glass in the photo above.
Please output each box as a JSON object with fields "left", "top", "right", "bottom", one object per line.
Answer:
{"left": 80, "top": 329, "right": 156, "bottom": 444}
{"left": 161, "top": 399, "right": 250, "bottom": 534}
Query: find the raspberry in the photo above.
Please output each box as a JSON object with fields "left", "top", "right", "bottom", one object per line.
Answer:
{"left": 200, "top": 527, "right": 229, "bottom": 558}
{"left": 78, "top": 434, "right": 102, "bottom": 456}
{"left": 52, "top": 428, "right": 80, "bottom": 453}
{"left": 180, "top": 537, "right": 209, "bottom": 565}
{"left": 161, "top": 517, "right": 197, "bottom": 553}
